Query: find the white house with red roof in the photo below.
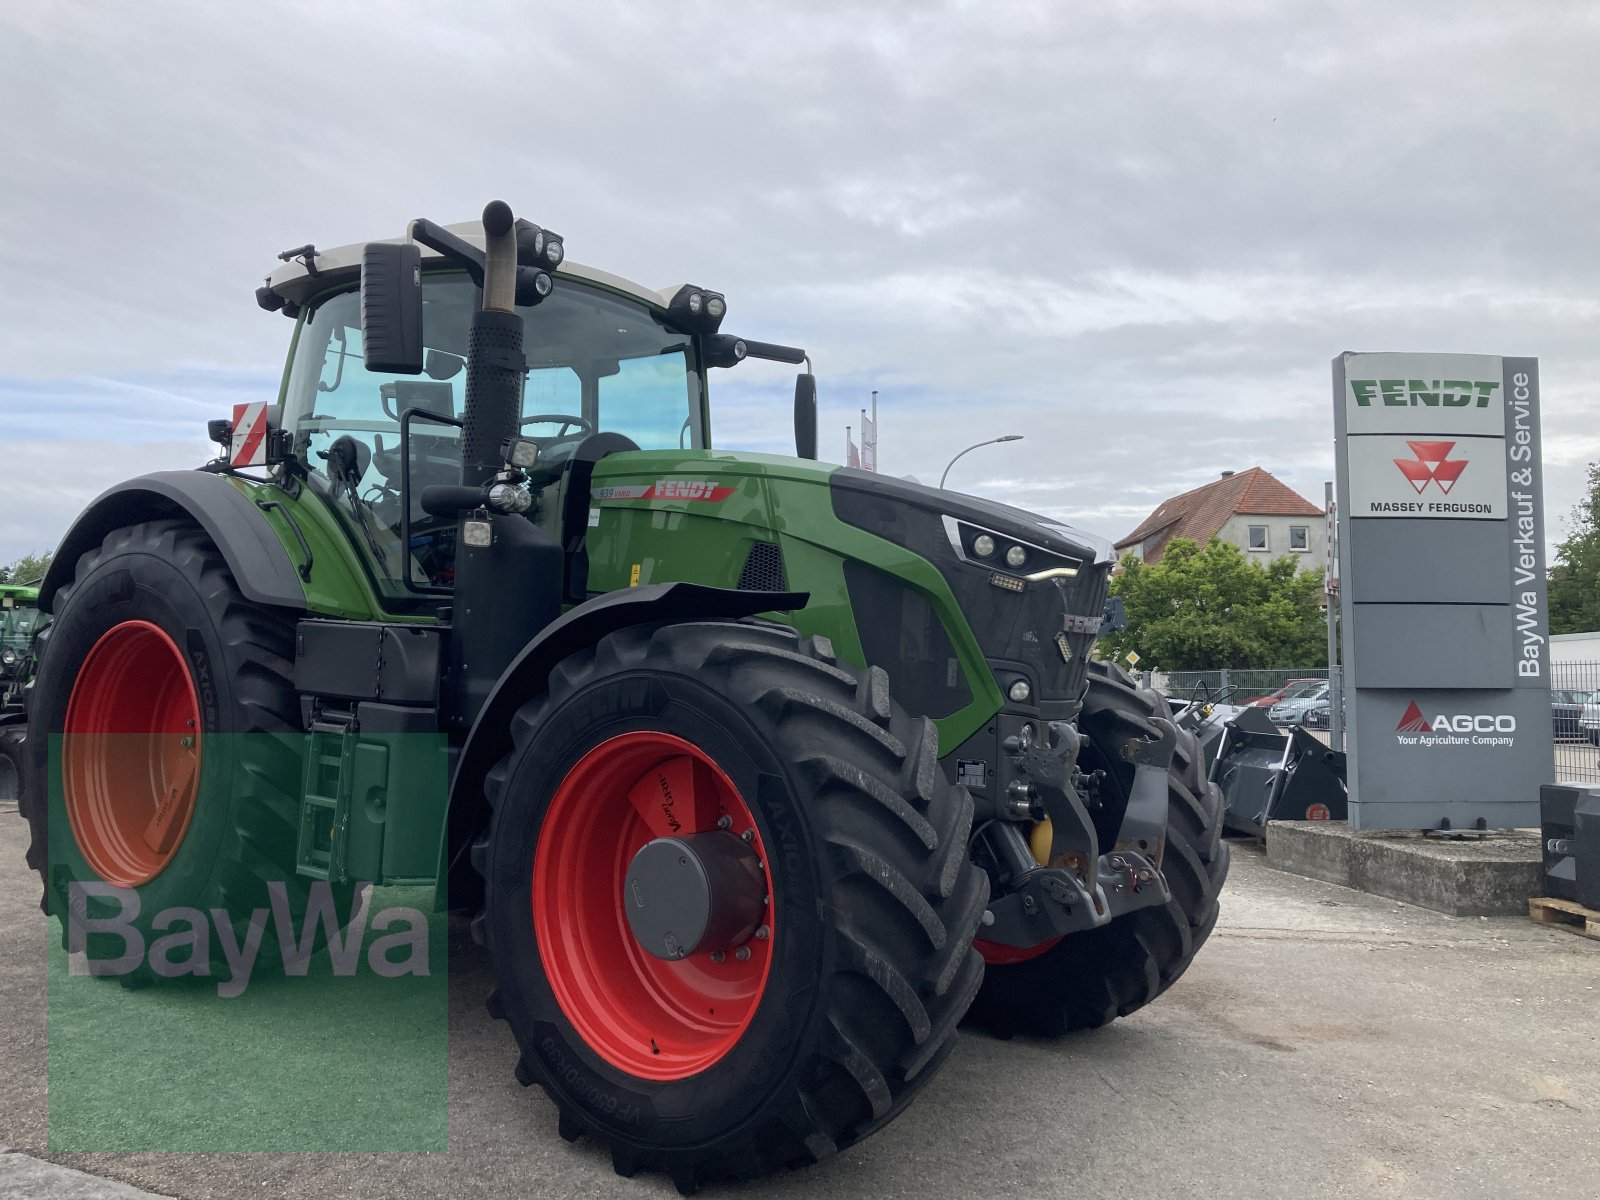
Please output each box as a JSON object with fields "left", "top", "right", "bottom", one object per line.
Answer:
{"left": 1115, "top": 468, "right": 1325, "bottom": 568}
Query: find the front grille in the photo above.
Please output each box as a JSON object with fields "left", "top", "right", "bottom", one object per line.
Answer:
{"left": 737, "top": 541, "right": 787, "bottom": 592}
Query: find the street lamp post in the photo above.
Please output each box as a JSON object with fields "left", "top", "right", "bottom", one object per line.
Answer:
{"left": 940, "top": 435, "right": 1024, "bottom": 490}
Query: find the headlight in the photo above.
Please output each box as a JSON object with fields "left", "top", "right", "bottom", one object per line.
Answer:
{"left": 1, "top": 649, "right": 14, "bottom": 665}
{"left": 943, "top": 517, "right": 1082, "bottom": 580}
{"left": 1008, "top": 679, "right": 1031, "bottom": 703}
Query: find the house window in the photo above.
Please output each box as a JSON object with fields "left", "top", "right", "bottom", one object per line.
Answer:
{"left": 1248, "top": 525, "right": 1269, "bottom": 551}
{"left": 1290, "top": 525, "right": 1310, "bottom": 551}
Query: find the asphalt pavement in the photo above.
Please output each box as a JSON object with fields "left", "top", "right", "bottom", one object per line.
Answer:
{"left": 2, "top": 804, "right": 1597, "bottom": 1200}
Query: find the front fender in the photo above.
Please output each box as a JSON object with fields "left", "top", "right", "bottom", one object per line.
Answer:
{"left": 39, "top": 471, "right": 307, "bottom": 613}
{"left": 438, "top": 581, "right": 805, "bottom": 910}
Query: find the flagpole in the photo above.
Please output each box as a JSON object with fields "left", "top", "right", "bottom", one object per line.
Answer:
{"left": 871, "top": 390, "right": 878, "bottom": 473}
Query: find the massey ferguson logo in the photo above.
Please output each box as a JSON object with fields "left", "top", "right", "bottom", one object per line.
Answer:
{"left": 1395, "top": 700, "right": 1515, "bottom": 747}
{"left": 1393, "top": 441, "right": 1467, "bottom": 495}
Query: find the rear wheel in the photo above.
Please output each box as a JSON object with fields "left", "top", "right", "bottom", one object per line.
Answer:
{"left": 965, "top": 660, "right": 1228, "bottom": 1036}
{"left": 475, "top": 621, "right": 987, "bottom": 1192}
{"left": 21, "top": 519, "right": 350, "bottom": 975}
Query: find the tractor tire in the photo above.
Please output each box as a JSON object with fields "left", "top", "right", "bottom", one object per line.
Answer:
{"left": 0, "top": 725, "right": 23, "bottom": 803}
{"left": 965, "top": 659, "right": 1228, "bottom": 1037}
{"left": 474, "top": 620, "right": 987, "bottom": 1192}
{"left": 21, "top": 519, "right": 351, "bottom": 978}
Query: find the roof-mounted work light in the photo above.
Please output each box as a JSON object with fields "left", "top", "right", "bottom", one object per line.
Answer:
{"left": 668, "top": 285, "right": 728, "bottom": 334}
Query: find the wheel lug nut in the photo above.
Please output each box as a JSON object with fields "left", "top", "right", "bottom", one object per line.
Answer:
{"left": 754, "top": 924, "right": 770, "bottom": 940}
{"left": 716, "top": 815, "right": 732, "bottom": 830}
{"left": 710, "top": 950, "right": 725, "bottom": 964}
{"left": 740, "top": 829, "right": 754, "bottom": 842}
{"left": 734, "top": 946, "right": 751, "bottom": 961}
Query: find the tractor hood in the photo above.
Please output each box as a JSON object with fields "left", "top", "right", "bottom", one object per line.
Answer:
{"left": 828, "top": 467, "right": 1116, "bottom": 569}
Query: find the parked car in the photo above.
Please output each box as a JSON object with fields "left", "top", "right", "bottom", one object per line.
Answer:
{"left": 1303, "top": 699, "right": 1332, "bottom": 729}
{"left": 1580, "top": 691, "right": 1600, "bottom": 746}
{"left": 1269, "top": 682, "right": 1331, "bottom": 726}
{"left": 1248, "top": 678, "right": 1325, "bottom": 708}
{"left": 1552, "top": 689, "right": 1591, "bottom": 740}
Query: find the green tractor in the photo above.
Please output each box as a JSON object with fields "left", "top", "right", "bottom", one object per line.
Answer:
{"left": 0, "top": 582, "right": 45, "bottom": 801}
{"left": 23, "top": 202, "right": 1227, "bottom": 1189}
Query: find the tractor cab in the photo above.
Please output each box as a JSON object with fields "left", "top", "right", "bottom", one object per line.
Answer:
{"left": 264, "top": 226, "right": 813, "bottom": 601}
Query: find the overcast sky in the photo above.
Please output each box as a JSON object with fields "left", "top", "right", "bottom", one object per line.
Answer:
{"left": 3, "top": 0, "right": 1597, "bottom": 566}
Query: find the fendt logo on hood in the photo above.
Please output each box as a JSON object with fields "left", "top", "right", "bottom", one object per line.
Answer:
{"left": 1393, "top": 441, "right": 1468, "bottom": 495}
{"left": 1395, "top": 700, "right": 1516, "bottom": 747}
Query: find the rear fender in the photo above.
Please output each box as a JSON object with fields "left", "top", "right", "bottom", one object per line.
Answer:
{"left": 438, "top": 581, "right": 806, "bottom": 910}
{"left": 39, "top": 471, "right": 307, "bottom": 613}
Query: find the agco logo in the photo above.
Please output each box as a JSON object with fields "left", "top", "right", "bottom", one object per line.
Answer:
{"left": 1395, "top": 700, "right": 1516, "bottom": 746}
{"left": 1393, "top": 441, "right": 1467, "bottom": 495}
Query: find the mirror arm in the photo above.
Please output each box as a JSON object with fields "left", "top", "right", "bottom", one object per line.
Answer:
{"left": 408, "top": 218, "right": 486, "bottom": 288}
{"left": 740, "top": 339, "right": 807, "bottom": 366}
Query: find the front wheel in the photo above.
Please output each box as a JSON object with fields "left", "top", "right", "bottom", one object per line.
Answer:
{"left": 965, "top": 660, "right": 1229, "bottom": 1037}
{"left": 474, "top": 621, "right": 987, "bottom": 1192}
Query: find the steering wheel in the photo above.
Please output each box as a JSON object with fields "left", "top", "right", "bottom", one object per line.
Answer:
{"left": 520, "top": 413, "right": 594, "bottom": 438}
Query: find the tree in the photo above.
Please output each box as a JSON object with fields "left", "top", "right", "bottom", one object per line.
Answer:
{"left": 1097, "top": 536, "right": 1327, "bottom": 672}
{"left": 0, "top": 551, "right": 52, "bottom": 586}
{"left": 1549, "top": 459, "right": 1600, "bottom": 635}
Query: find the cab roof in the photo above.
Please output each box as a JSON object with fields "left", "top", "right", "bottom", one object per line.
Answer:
{"left": 264, "top": 221, "right": 682, "bottom": 313}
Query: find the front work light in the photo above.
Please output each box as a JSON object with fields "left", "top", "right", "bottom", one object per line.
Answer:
{"left": 501, "top": 436, "right": 541, "bottom": 470}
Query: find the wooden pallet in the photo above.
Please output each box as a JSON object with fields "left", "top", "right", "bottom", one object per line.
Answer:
{"left": 1528, "top": 896, "right": 1600, "bottom": 941}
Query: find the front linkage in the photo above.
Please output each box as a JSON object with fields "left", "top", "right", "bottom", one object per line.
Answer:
{"left": 977, "top": 714, "right": 1176, "bottom": 948}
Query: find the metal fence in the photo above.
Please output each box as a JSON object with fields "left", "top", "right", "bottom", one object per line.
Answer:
{"left": 1154, "top": 661, "right": 1600, "bottom": 786}
{"left": 1157, "top": 668, "right": 1329, "bottom": 706}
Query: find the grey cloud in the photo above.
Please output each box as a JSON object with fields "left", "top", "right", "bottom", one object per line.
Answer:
{"left": 1, "top": 0, "right": 1596, "bottom": 560}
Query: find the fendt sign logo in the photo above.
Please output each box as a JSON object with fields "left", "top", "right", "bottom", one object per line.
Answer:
{"left": 1394, "top": 700, "right": 1516, "bottom": 748}
{"left": 1349, "top": 379, "right": 1500, "bottom": 410}
{"left": 1393, "top": 441, "right": 1467, "bottom": 495}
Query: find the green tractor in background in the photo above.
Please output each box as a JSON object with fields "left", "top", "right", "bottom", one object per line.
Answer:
{"left": 22, "top": 202, "right": 1227, "bottom": 1190}
{"left": 0, "top": 583, "right": 45, "bottom": 801}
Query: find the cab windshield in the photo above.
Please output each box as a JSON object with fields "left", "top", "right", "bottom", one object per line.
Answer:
{"left": 280, "top": 273, "right": 706, "bottom": 596}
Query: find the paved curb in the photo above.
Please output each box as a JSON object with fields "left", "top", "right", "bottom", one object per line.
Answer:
{"left": 0, "top": 1149, "right": 169, "bottom": 1199}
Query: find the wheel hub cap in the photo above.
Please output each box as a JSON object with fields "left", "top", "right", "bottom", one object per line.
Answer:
{"left": 624, "top": 832, "right": 765, "bottom": 961}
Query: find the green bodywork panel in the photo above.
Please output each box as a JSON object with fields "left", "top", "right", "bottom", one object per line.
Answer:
{"left": 225, "top": 477, "right": 434, "bottom": 624}
{"left": 584, "top": 449, "right": 1005, "bottom": 749}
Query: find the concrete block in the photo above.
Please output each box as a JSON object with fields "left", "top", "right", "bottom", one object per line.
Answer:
{"left": 1265, "top": 821, "right": 1543, "bottom": 917}
{"left": 1262, "top": 820, "right": 1357, "bottom": 889}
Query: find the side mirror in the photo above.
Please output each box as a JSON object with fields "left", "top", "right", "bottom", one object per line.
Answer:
{"left": 360, "top": 242, "right": 423, "bottom": 374}
{"left": 794, "top": 373, "right": 818, "bottom": 460}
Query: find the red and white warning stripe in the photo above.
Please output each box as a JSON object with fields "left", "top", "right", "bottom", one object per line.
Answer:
{"left": 231, "top": 402, "right": 270, "bottom": 466}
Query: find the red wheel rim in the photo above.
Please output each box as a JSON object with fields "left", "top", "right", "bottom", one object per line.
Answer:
{"left": 974, "top": 936, "right": 1062, "bottom": 966}
{"left": 63, "top": 620, "right": 203, "bottom": 887}
{"left": 533, "top": 731, "right": 774, "bottom": 1081}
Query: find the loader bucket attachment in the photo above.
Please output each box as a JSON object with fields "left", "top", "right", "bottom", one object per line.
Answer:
{"left": 1212, "top": 710, "right": 1348, "bottom": 837}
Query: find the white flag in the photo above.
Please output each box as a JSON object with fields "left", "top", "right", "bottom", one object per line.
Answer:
{"left": 860, "top": 413, "right": 877, "bottom": 472}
